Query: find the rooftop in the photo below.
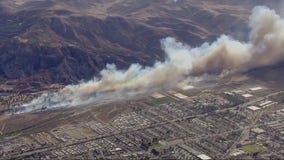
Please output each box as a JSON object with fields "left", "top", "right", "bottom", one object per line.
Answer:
{"left": 197, "top": 154, "right": 211, "bottom": 160}
{"left": 242, "top": 94, "right": 253, "bottom": 98}
{"left": 251, "top": 128, "right": 265, "bottom": 134}
{"left": 151, "top": 93, "right": 166, "bottom": 99}
{"left": 249, "top": 87, "right": 263, "bottom": 91}
{"left": 248, "top": 106, "right": 261, "bottom": 111}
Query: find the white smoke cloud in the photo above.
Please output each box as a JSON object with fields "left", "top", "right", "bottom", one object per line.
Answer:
{"left": 13, "top": 6, "right": 284, "bottom": 114}
{"left": 249, "top": 6, "right": 284, "bottom": 67}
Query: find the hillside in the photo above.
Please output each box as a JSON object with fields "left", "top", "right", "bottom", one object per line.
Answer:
{"left": 0, "top": 0, "right": 281, "bottom": 92}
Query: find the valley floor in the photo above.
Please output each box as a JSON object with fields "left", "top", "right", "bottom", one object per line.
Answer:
{"left": 0, "top": 78, "right": 284, "bottom": 159}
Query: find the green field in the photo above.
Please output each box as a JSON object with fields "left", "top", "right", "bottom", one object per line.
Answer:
{"left": 182, "top": 89, "right": 201, "bottom": 97}
{"left": 148, "top": 142, "right": 163, "bottom": 150}
{"left": 146, "top": 97, "right": 176, "bottom": 106}
{"left": 241, "top": 144, "right": 266, "bottom": 154}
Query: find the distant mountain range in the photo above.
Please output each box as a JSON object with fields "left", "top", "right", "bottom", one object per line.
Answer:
{"left": 0, "top": 0, "right": 281, "bottom": 91}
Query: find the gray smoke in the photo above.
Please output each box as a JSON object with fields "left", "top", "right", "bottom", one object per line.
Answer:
{"left": 192, "top": 6, "right": 284, "bottom": 74}
{"left": 14, "top": 6, "right": 284, "bottom": 113}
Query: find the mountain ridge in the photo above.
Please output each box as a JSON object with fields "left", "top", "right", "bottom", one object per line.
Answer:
{"left": 0, "top": 0, "right": 281, "bottom": 92}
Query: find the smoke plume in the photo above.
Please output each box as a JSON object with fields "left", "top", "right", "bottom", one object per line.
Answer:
{"left": 14, "top": 6, "right": 284, "bottom": 113}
